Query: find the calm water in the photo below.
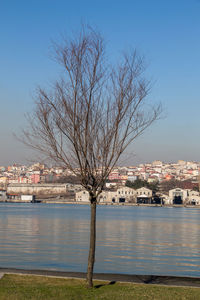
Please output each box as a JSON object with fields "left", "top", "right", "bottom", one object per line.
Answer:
{"left": 0, "top": 203, "right": 200, "bottom": 277}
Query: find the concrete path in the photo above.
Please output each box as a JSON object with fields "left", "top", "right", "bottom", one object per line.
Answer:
{"left": 0, "top": 268, "right": 200, "bottom": 288}
{"left": 0, "top": 273, "right": 4, "bottom": 279}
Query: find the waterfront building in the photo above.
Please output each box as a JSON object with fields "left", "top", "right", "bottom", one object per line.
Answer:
{"left": 7, "top": 183, "right": 68, "bottom": 195}
{"left": 117, "top": 186, "right": 136, "bottom": 203}
{"left": 76, "top": 186, "right": 136, "bottom": 203}
{"left": 169, "top": 188, "right": 188, "bottom": 204}
{"left": 0, "top": 189, "right": 7, "bottom": 200}
{"left": 136, "top": 187, "right": 152, "bottom": 204}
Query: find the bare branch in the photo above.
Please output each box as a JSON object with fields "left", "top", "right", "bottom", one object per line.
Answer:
{"left": 20, "top": 25, "right": 162, "bottom": 288}
{"left": 22, "top": 27, "right": 161, "bottom": 192}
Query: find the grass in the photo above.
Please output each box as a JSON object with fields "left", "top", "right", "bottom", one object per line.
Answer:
{"left": 0, "top": 274, "right": 199, "bottom": 300}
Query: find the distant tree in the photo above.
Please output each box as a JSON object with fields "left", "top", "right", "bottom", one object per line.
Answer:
{"left": 126, "top": 178, "right": 146, "bottom": 189}
{"left": 56, "top": 175, "right": 81, "bottom": 184}
{"left": 126, "top": 179, "right": 159, "bottom": 193}
{"left": 179, "top": 180, "right": 199, "bottom": 191}
{"left": 192, "top": 185, "right": 199, "bottom": 192}
{"left": 160, "top": 179, "right": 200, "bottom": 194}
{"left": 159, "top": 179, "right": 181, "bottom": 194}
{"left": 21, "top": 26, "right": 161, "bottom": 287}
{"left": 148, "top": 181, "right": 159, "bottom": 193}
{"left": 125, "top": 180, "right": 134, "bottom": 188}
{"left": 106, "top": 178, "right": 120, "bottom": 183}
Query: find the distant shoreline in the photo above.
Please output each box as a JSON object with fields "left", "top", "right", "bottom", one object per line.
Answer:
{"left": 0, "top": 200, "right": 200, "bottom": 208}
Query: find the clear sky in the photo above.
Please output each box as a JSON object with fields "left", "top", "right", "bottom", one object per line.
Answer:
{"left": 0, "top": 0, "right": 200, "bottom": 166}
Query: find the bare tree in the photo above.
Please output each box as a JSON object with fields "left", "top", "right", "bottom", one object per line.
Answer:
{"left": 22, "top": 26, "right": 161, "bottom": 288}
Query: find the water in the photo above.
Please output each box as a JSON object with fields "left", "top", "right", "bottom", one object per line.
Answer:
{"left": 0, "top": 203, "right": 199, "bottom": 277}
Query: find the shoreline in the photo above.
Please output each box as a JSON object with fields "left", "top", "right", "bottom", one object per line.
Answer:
{"left": 0, "top": 267, "right": 200, "bottom": 288}
{"left": 0, "top": 200, "right": 200, "bottom": 208}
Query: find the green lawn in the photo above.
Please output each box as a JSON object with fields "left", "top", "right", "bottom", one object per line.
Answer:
{"left": 0, "top": 274, "right": 199, "bottom": 300}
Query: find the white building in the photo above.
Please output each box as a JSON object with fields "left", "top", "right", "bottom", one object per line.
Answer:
{"left": 136, "top": 187, "right": 152, "bottom": 204}
{"left": 76, "top": 190, "right": 117, "bottom": 203}
{"left": 7, "top": 183, "right": 68, "bottom": 195}
{"left": 169, "top": 188, "right": 188, "bottom": 204}
{"left": 187, "top": 190, "right": 200, "bottom": 205}
{"left": 159, "top": 193, "right": 170, "bottom": 205}
{"left": 76, "top": 190, "right": 90, "bottom": 202}
{"left": 117, "top": 186, "right": 136, "bottom": 203}
{"left": 76, "top": 186, "right": 136, "bottom": 203}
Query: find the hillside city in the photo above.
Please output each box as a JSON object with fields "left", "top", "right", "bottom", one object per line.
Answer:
{"left": 0, "top": 160, "right": 200, "bottom": 206}
{"left": 0, "top": 160, "right": 199, "bottom": 185}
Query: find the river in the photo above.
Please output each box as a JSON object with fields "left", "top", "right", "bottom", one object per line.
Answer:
{"left": 0, "top": 203, "right": 199, "bottom": 277}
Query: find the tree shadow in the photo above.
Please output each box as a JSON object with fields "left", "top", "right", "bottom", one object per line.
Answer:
{"left": 138, "top": 275, "right": 172, "bottom": 285}
{"left": 94, "top": 281, "right": 116, "bottom": 289}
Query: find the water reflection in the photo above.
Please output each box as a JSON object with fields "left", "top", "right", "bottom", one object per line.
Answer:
{"left": 0, "top": 203, "right": 200, "bottom": 277}
{"left": 96, "top": 206, "right": 200, "bottom": 276}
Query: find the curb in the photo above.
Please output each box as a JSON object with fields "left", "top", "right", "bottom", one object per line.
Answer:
{"left": 0, "top": 268, "right": 200, "bottom": 288}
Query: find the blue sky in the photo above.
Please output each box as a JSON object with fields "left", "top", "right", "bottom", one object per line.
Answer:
{"left": 0, "top": 0, "right": 200, "bottom": 166}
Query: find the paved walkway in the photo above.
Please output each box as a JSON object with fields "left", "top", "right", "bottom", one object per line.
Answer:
{"left": 0, "top": 268, "right": 199, "bottom": 288}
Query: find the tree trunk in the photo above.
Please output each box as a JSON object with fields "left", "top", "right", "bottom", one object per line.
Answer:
{"left": 87, "top": 198, "right": 96, "bottom": 288}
